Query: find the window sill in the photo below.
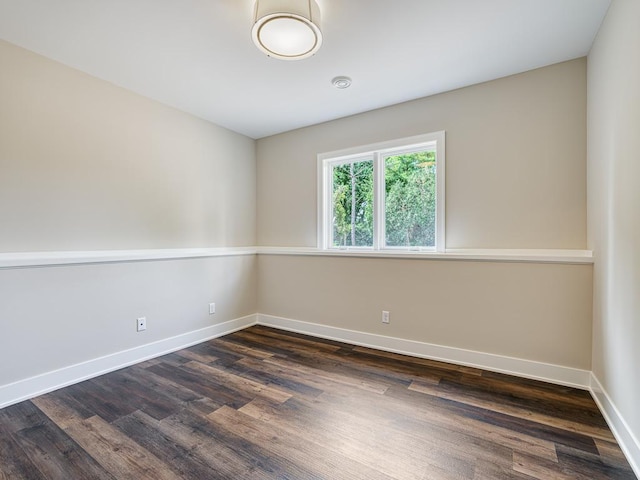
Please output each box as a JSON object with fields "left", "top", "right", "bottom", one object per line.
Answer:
{"left": 257, "top": 247, "right": 593, "bottom": 264}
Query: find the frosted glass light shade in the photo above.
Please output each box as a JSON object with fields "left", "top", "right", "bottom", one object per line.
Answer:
{"left": 252, "top": 0, "right": 323, "bottom": 60}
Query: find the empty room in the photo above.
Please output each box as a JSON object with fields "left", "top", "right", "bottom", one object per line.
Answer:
{"left": 0, "top": 0, "right": 638, "bottom": 478}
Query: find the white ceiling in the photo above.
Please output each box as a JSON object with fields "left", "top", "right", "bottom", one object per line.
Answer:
{"left": 0, "top": 0, "right": 610, "bottom": 139}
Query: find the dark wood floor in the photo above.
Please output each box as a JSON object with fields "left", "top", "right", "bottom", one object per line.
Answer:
{"left": 0, "top": 326, "right": 635, "bottom": 479}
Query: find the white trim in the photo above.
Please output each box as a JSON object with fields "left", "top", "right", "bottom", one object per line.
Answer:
{"left": 317, "top": 133, "right": 446, "bottom": 161}
{"left": 257, "top": 314, "right": 591, "bottom": 389}
{"left": 373, "top": 151, "right": 384, "bottom": 250}
{"left": 590, "top": 373, "right": 640, "bottom": 478}
{"left": 0, "top": 314, "right": 258, "bottom": 409}
{"left": 0, "top": 247, "right": 257, "bottom": 269}
{"left": 258, "top": 246, "right": 594, "bottom": 264}
{"left": 435, "top": 131, "right": 446, "bottom": 252}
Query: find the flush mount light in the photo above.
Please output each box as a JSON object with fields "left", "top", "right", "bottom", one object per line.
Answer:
{"left": 332, "top": 76, "right": 352, "bottom": 89}
{"left": 252, "top": 0, "right": 323, "bottom": 60}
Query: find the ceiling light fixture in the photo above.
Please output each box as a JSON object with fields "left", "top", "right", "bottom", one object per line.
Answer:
{"left": 252, "top": 0, "right": 323, "bottom": 60}
{"left": 332, "top": 76, "right": 352, "bottom": 89}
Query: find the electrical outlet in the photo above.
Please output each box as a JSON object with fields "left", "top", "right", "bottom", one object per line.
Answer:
{"left": 382, "top": 311, "right": 390, "bottom": 324}
{"left": 137, "top": 317, "right": 147, "bottom": 332}
{"left": 209, "top": 303, "right": 216, "bottom": 314}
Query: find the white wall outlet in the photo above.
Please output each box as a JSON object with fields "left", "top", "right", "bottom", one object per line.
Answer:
{"left": 382, "top": 311, "right": 390, "bottom": 324}
{"left": 137, "top": 317, "right": 147, "bottom": 332}
{"left": 209, "top": 303, "right": 216, "bottom": 314}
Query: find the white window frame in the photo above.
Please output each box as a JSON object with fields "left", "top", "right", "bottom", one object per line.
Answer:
{"left": 317, "top": 131, "right": 445, "bottom": 253}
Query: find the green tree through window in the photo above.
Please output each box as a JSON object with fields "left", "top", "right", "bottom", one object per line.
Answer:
{"left": 332, "top": 160, "right": 373, "bottom": 247}
{"left": 385, "top": 151, "right": 436, "bottom": 247}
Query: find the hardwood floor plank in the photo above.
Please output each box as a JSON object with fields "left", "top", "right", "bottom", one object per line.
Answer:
{"left": 481, "top": 369, "right": 596, "bottom": 404}
{"left": 263, "top": 354, "right": 390, "bottom": 394}
{"left": 153, "top": 408, "right": 275, "bottom": 478}
{"left": 220, "top": 332, "right": 324, "bottom": 361}
{"left": 183, "top": 360, "right": 293, "bottom": 404}
{"left": 476, "top": 371, "right": 599, "bottom": 411}
{"left": 242, "top": 338, "right": 423, "bottom": 390}
{"left": 235, "top": 326, "right": 343, "bottom": 353}
{"left": 513, "top": 451, "right": 604, "bottom": 480}
{"left": 187, "top": 342, "right": 245, "bottom": 366}
{"left": 146, "top": 362, "right": 251, "bottom": 409}
{"left": 210, "top": 404, "right": 398, "bottom": 480}
{"left": 32, "top": 395, "right": 84, "bottom": 431}
{"left": 409, "top": 378, "right": 614, "bottom": 442}
{"left": 233, "top": 356, "right": 368, "bottom": 398}
{"left": 352, "top": 345, "right": 483, "bottom": 375}
{"left": 472, "top": 459, "right": 537, "bottom": 480}
{"left": 239, "top": 395, "right": 481, "bottom": 479}
{"left": 113, "top": 410, "right": 224, "bottom": 479}
{"left": 596, "top": 438, "right": 632, "bottom": 462}
{"left": 556, "top": 444, "right": 637, "bottom": 479}
{"left": 378, "top": 386, "right": 560, "bottom": 462}
{"left": 212, "top": 337, "right": 276, "bottom": 359}
{"left": 62, "top": 381, "right": 138, "bottom": 423}
{"left": 386, "top": 382, "right": 600, "bottom": 456}
{"left": 12, "top": 416, "right": 116, "bottom": 480}
{"left": 250, "top": 325, "right": 350, "bottom": 349}
{"left": 63, "top": 415, "right": 181, "bottom": 480}
{"left": 437, "top": 395, "right": 601, "bottom": 455}
{"left": 225, "top": 357, "right": 325, "bottom": 398}
{"left": 90, "top": 369, "right": 184, "bottom": 420}
{"left": 170, "top": 407, "right": 319, "bottom": 479}
{"left": 124, "top": 364, "right": 204, "bottom": 405}
{"left": 173, "top": 348, "right": 219, "bottom": 364}
{"left": 332, "top": 351, "right": 441, "bottom": 386}
{"left": 513, "top": 458, "right": 575, "bottom": 479}
{"left": 0, "top": 433, "right": 46, "bottom": 480}
{"left": 439, "top": 373, "right": 604, "bottom": 423}
{"left": 0, "top": 401, "right": 48, "bottom": 433}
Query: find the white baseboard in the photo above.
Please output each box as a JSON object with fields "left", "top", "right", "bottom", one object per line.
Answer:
{"left": 256, "top": 313, "right": 591, "bottom": 389}
{"left": 0, "top": 310, "right": 592, "bottom": 402}
{"left": 0, "top": 314, "right": 258, "bottom": 409}
{"left": 590, "top": 373, "right": 640, "bottom": 478}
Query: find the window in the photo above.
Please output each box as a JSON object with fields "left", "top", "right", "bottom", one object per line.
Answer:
{"left": 318, "top": 132, "right": 445, "bottom": 252}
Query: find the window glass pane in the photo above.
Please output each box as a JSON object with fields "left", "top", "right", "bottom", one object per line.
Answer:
{"left": 385, "top": 150, "right": 436, "bottom": 247}
{"left": 332, "top": 159, "right": 374, "bottom": 247}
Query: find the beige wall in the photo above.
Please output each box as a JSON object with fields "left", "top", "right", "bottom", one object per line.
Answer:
{"left": 259, "top": 255, "right": 593, "bottom": 369}
{"left": 255, "top": 59, "right": 592, "bottom": 371}
{"left": 588, "top": 0, "right": 640, "bottom": 460}
{"left": 257, "top": 59, "right": 587, "bottom": 249}
{"left": 0, "top": 40, "right": 256, "bottom": 252}
{"left": 0, "top": 40, "right": 257, "bottom": 389}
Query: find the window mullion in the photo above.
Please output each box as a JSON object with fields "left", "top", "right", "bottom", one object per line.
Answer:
{"left": 435, "top": 133, "right": 446, "bottom": 252}
{"left": 326, "top": 162, "right": 333, "bottom": 249}
{"left": 373, "top": 152, "right": 384, "bottom": 250}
